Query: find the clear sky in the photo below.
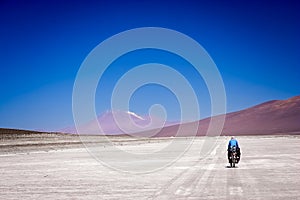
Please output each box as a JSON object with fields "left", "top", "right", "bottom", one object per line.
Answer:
{"left": 0, "top": 0, "right": 299, "bottom": 131}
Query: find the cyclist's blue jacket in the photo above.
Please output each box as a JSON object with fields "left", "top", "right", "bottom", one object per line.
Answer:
{"left": 228, "top": 139, "right": 239, "bottom": 150}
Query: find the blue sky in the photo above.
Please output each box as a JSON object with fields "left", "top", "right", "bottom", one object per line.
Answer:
{"left": 0, "top": 0, "right": 299, "bottom": 131}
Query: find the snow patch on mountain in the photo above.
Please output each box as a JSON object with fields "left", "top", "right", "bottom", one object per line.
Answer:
{"left": 126, "top": 111, "right": 145, "bottom": 120}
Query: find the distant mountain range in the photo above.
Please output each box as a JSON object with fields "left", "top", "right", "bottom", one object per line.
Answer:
{"left": 59, "top": 95, "right": 300, "bottom": 136}
{"left": 3, "top": 95, "right": 299, "bottom": 137}
{"left": 152, "top": 95, "right": 300, "bottom": 137}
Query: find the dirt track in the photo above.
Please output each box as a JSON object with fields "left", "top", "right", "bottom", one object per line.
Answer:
{"left": 0, "top": 135, "right": 299, "bottom": 199}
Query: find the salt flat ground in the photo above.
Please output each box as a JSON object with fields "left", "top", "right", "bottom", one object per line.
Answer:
{"left": 0, "top": 136, "right": 299, "bottom": 199}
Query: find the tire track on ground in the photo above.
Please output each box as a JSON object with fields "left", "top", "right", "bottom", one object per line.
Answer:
{"left": 150, "top": 138, "right": 225, "bottom": 200}
{"left": 225, "top": 157, "right": 260, "bottom": 199}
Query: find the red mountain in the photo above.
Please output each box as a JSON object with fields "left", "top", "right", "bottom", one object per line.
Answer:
{"left": 152, "top": 95, "right": 300, "bottom": 137}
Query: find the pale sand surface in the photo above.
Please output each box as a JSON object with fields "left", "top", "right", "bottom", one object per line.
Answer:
{"left": 0, "top": 135, "right": 299, "bottom": 199}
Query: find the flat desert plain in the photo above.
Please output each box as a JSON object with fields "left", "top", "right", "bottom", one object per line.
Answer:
{"left": 0, "top": 134, "right": 299, "bottom": 199}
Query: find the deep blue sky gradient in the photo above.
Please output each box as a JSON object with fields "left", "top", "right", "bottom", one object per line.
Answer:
{"left": 0, "top": 0, "right": 299, "bottom": 130}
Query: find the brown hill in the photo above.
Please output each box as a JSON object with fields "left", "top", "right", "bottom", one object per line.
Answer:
{"left": 152, "top": 95, "right": 300, "bottom": 137}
